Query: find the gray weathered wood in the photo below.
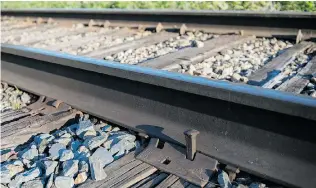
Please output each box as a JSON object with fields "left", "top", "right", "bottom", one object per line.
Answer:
{"left": 1, "top": 114, "right": 40, "bottom": 133}
{"left": 277, "top": 56, "right": 316, "bottom": 93}
{"left": 98, "top": 163, "right": 154, "bottom": 188}
{"left": 248, "top": 42, "right": 313, "bottom": 86}
{"left": 170, "top": 179, "right": 190, "bottom": 188}
{"left": 104, "top": 152, "right": 137, "bottom": 173}
{"left": 47, "top": 28, "right": 132, "bottom": 51}
{"left": 130, "top": 173, "right": 159, "bottom": 188}
{"left": 138, "top": 173, "right": 168, "bottom": 188}
{"left": 1, "top": 108, "right": 30, "bottom": 122}
{"left": 1, "top": 111, "right": 77, "bottom": 148}
{"left": 1, "top": 110, "right": 33, "bottom": 124}
{"left": 85, "top": 32, "right": 178, "bottom": 59}
{"left": 139, "top": 35, "right": 255, "bottom": 69}
{"left": 79, "top": 159, "right": 142, "bottom": 188}
{"left": 186, "top": 184, "right": 200, "bottom": 188}
{"left": 262, "top": 71, "right": 288, "bottom": 89}
{"left": 1, "top": 22, "right": 35, "bottom": 32}
{"left": 113, "top": 166, "right": 158, "bottom": 188}
{"left": 19, "top": 27, "right": 95, "bottom": 45}
{"left": 2, "top": 24, "right": 55, "bottom": 38}
{"left": 155, "top": 174, "right": 179, "bottom": 188}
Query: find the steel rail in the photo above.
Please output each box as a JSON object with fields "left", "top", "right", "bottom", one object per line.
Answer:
{"left": 2, "top": 9, "right": 316, "bottom": 35}
{"left": 1, "top": 44, "right": 316, "bottom": 187}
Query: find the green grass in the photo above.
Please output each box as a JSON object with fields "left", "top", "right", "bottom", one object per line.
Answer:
{"left": 1, "top": 1, "right": 316, "bottom": 12}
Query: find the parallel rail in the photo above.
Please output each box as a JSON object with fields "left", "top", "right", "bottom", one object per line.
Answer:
{"left": 2, "top": 9, "right": 316, "bottom": 187}
{"left": 2, "top": 44, "right": 316, "bottom": 187}
{"left": 2, "top": 9, "right": 316, "bottom": 38}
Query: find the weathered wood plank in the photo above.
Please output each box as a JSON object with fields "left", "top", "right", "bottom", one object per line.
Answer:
{"left": 79, "top": 158, "right": 142, "bottom": 188}
{"left": 113, "top": 166, "right": 158, "bottom": 188}
{"left": 130, "top": 173, "right": 159, "bottom": 188}
{"left": 104, "top": 152, "right": 137, "bottom": 173}
{"left": 2, "top": 24, "right": 55, "bottom": 38}
{"left": 85, "top": 32, "right": 178, "bottom": 59}
{"left": 248, "top": 42, "right": 313, "bottom": 86}
{"left": 276, "top": 56, "right": 316, "bottom": 93}
{"left": 137, "top": 173, "right": 168, "bottom": 188}
{"left": 155, "top": 174, "right": 179, "bottom": 188}
{"left": 1, "top": 22, "right": 35, "bottom": 32}
{"left": 1, "top": 114, "right": 40, "bottom": 133}
{"left": 46, "top": 28, "right": 132, "bottom": 51}
{"left": 98, "top": 163, "right": 154, "bottom": 188}
{"left": 186, "top": 183, "right": 200, "bottom": 188}
{"left": 1, "top": 109, "right": 32, "bottom": 124}
{"left": 261, "top": 70, "right": 288, "bottom": 89}
{"left": 170, "top": 179, "right": 190, "bottom": 188}
{"left": 1, "top": 111, "right": 77, "bottom": 149}
{"left": 139, "top": 35, "right": 254, "bottom": 69}
{"left": 1, "top": 109, "right": 15, "bottom": 117}
{"left": 1, "top": 108, "right": 30, "bottom": 122}
{"left": 19, "top": 27, "right": 95, "bottom": 45}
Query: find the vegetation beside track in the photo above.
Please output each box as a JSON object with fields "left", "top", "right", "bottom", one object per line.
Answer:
{"left": 1, "top": 1, "right": 316, "bottom": 12}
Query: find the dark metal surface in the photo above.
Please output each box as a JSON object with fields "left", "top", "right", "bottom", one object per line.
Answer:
{"left": 2, "top": 9, "right": 316, "bottom": 29}
{"left": 136, "top": 138, "right": 217, "bottom": 187}
{"left": 1, "top": 44, "right": 316, "bottom": 187}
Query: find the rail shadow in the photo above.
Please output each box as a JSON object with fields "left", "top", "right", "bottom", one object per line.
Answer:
{"left": 136, "top": 125, "right": 184, "bottom": 154}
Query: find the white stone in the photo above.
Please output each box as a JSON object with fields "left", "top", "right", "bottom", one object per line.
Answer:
{"left": 54, "top": 176, "right": 74, "bottom": 188}
{"left": 53, "top": 137, "right": 72, "bottom": 147}
{"left": 21, "top": 179, "right": 44, "bottom": 188}
{"left": 62, "top": 160, "right": 79, "bottom": 177}
{"left": 59, "top": 150, "right": 74, "bottom": 162}
{"left": 231, "top": 73, "right": 241, "bottom": 82}
{"left": 74, "top": 172, "right": 88, "bottom": 185}
{"left": 9, "top": 167, "right": 41, "bottom": 188}
{"left": 83, "top": 135, "right": 108, "bottom": 150}
{"left": 21, "top": 147, "right": 38, "bottom": 160}
{"left": 75, "top": 120, "right": 95, "bottom": 138}
{"left": 42, "top": 160, "right": 58, "bottom": 177}
{"left": 221, "top": 67, "right": 234, "bottom": 78}
{"left": 49, "top": 143, "right": 66, "bottom": 160}
{"left": 217, "top": 171, "right": 231, "bottom": 188}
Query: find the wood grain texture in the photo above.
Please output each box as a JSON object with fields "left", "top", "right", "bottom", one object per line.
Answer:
{"left": 139, "top": 35, "right": 255, "bottom": 69}
{"left": 85, "top": 31, "right": 177, "bottom": 59}
{"left": 277, "top": 56, "right": 316, "bottom": 93}
{"left": 248, "top": 42, "right": 313, "bottom": 86}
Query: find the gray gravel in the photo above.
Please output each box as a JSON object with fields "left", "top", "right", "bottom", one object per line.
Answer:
{"left": 178, "top": 38, "right": 293, "bottom": 82}
{"left": 301, "top": 76, "right": 316, "bottom": 97}
{"left": 2, "top": 27, "right": 70, "bottom": 45}
{"left": 217, "top": 169, "right": 267, "bottom": 188}
{"left": 62, "top": 30, "right": 152, "bottom": 55}
{"left": 1, "top": 83, "right": 35, "bottom": 112}
{"left": 54, "top": 176, "right": 74, "bottom": 188}
{"left": 104, "top": 31, "right": 216, "bottom": 65}
{"left": 31, "top": 27, "right": 118, "bottom": 50}
{"left": 0, "top": 117, "right": 137, "bottom": 187}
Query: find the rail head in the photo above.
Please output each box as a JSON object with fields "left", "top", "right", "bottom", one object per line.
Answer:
{"left": 2, "top": 8, "right": 316, "bottom": 18}
{"left": 2, "top": 9, "right": 316, "bottom": 30}
{"left": 1, "top": 43, "right": 316, "bottom": 121}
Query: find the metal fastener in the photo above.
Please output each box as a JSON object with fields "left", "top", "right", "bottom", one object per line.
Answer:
{"left": 184, "top": 129, "right": 200, "bottom": 161}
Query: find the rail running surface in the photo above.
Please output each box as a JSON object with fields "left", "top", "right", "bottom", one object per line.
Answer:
{"left": 2, "top": 44, "right": 316, "bottom": 188}
{"left": 2, "top": 8, "right": 316, "bottom": 38}
{"left": 1, "top": 9, "right": 316, "bottom": 188}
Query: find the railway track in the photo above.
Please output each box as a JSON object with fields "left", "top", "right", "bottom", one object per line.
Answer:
{"left": 1, "top": 9, "right": 316, "bottom": 188}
